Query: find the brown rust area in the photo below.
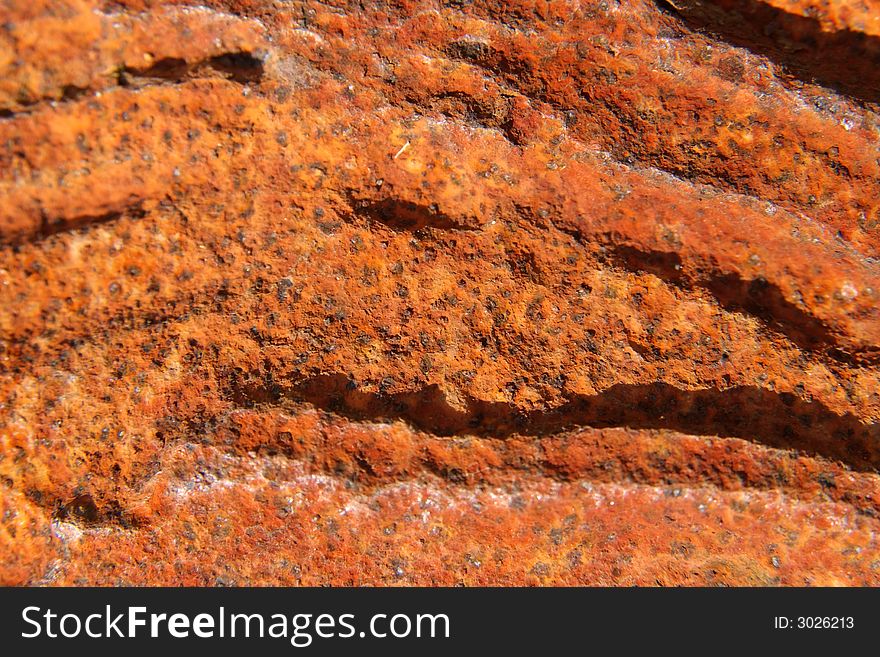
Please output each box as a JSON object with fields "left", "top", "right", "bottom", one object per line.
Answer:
{"left": 1, "top": 0, "right": 879, "bottom": 585}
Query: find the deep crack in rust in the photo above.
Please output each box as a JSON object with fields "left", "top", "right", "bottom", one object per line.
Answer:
{"left": 226, "top": 374, "right": 880, "bottom": 473}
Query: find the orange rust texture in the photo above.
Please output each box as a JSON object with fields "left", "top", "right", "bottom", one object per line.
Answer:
{"left": 1, "top": 0, "right": 880, "bottom": 585}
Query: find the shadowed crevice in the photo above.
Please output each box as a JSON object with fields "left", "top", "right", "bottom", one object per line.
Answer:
{"left": 600, "top": 243, "right": 869, "bottom": 363}
{"left": 121, "top": 51, "right": 265, "bottom": 87}
{"left": 347, "top": 196, "right": 483, "bottom": 231}
{"left": 26, "top": 202, "right": 148, "bottom": 244}
{"left": 0, "top": 51, "right": 266, "bottom": 120}
{"left": 53, "top": 493, "right": 144, "bottom": 530}
{"left": 657, "top": 0, "right": 880, "bottom": 106}
{"left": 227, "top": 373, "right": 880, "bottom": 474}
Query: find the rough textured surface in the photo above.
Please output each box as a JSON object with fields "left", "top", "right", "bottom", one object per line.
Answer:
{"left": 1, "top": 0, "right": 880, "bottom": 585}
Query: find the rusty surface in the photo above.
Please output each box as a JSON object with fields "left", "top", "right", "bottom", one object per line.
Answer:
{"left": 1, "top": 0, "right": 880, "bottom": 585}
